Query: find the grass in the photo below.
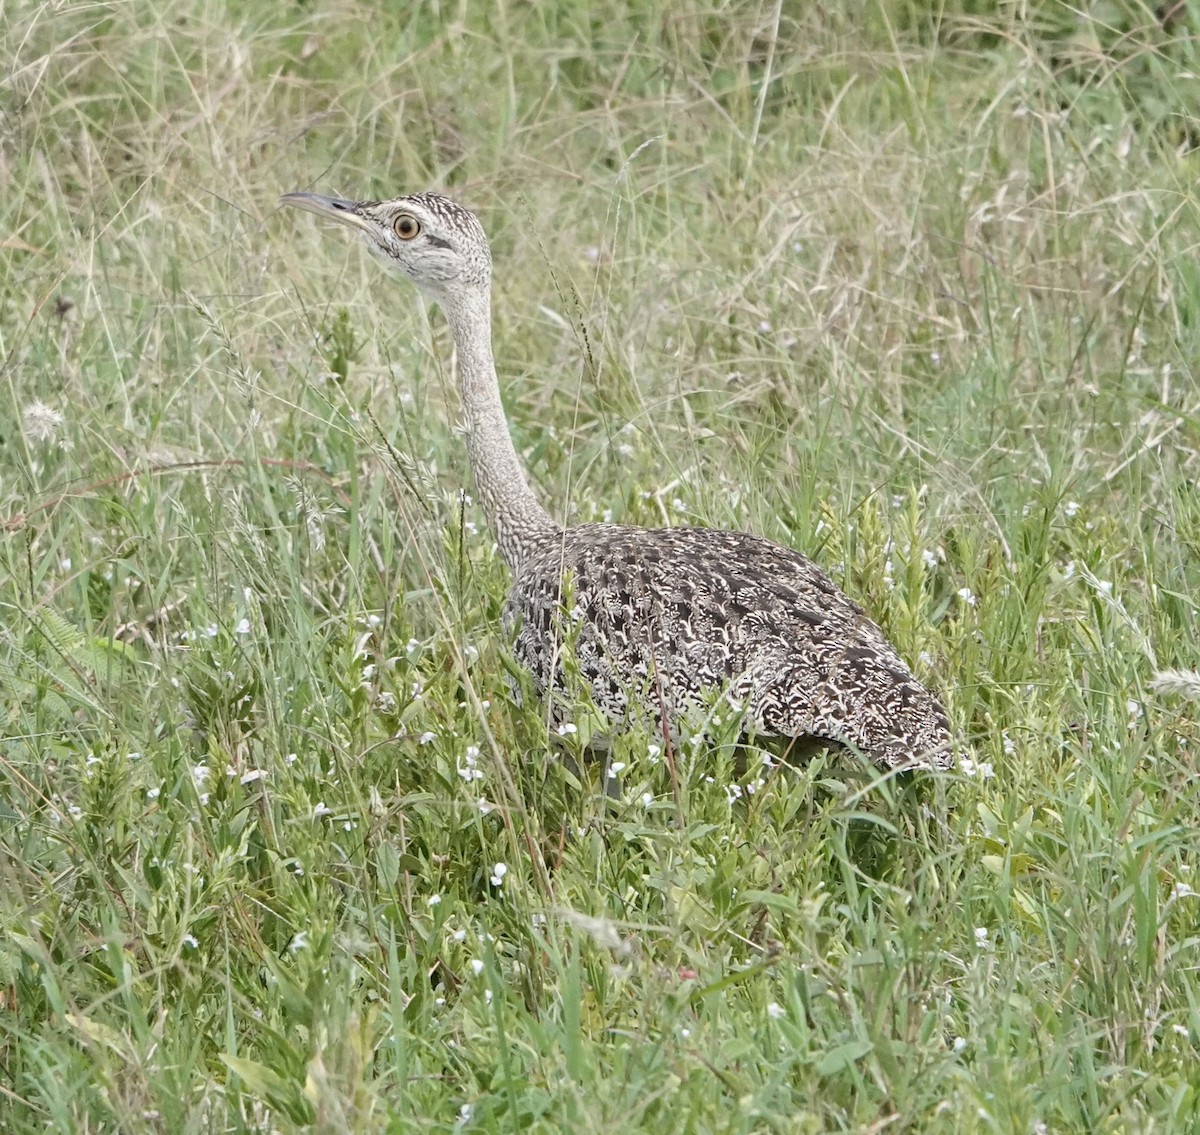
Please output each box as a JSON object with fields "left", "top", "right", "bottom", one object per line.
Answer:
{"left": 3, "top": 0, "right": 1200, "bottom": 1130}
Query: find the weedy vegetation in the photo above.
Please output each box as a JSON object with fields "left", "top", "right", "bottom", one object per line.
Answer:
{"left": 2, "top": 1, "right": 1200, "bottom": 1131}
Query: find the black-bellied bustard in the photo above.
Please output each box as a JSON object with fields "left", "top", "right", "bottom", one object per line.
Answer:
{"left": 280, "top": 189, "right": 953, "bottom": 771}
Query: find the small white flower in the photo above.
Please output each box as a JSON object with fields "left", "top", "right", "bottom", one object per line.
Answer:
{"left": 427, "top": 894, "right": 442, "bottom": 907}
{"left": 405, "top": 637, "right": 421, "bottom": 655}
{"left": 974, "top": 926, "right": 990, "bottom": 948}
{"left": 957, "top": 587, "right": 977, "bottom": 607}
{"left": 240, "top": 769, "right": 266, "bottom": 784}
{"left": 313, "top": 802, "right": 333, "bottom": 818}
{"left": 182, "top": 934, "right": 199, "bottom": 950}
{"left": 766, "top": 1002, "right": 784, "bottom": 1020}
{"left": 22, "top": 401, "right": 65, "bottom": 444}
{"left": 1172, "top": 882, "right": 1194, "bottom": 901}
{"left": 285, "top": 752, "right": 298, "bottom": 765}
{"left": 922, "top": 549, "right": 938, "bottom": 570}
{"left": 147, "top": 787, "right": 161, "bottom": 800}
{"left": 469, "top": 958, "right": 485, "bottom": 976}
{"left": 953, "top": 1036, "right": 968, "bottom": 1053}
{"left": 289, "top": 931, "right": 309, "bottom": 952}
{"left": 233, "top": 617, "right": 251, "bottom": 635}
{"left": 641, "top": 792, "right": 654, "bottom": 808}
{"left": 725, "top": 783, "right": 743, "bottom": 804}
{"left": 419, "top": 731, "right": 436, "bottom": 745}
{"left": 1172, "top": 1024, "right": 1190, "bottom": 1038}
{"left": 490, "top": 862, "right": 508, "bottom": 887}
{"left": 608, "top": 760, "right": 626, "bottom": 778}
{"left": 1002, "top": 732, "right": 1016, "bottom": 756}
{"left": 457, "top": 744, "right": 484, "bottom": 781}
{"left": 478, "top": 798, "right": 495, "bottom": 815}
{"left": 452, "top": 928, "right": 467, "bottom": 942}
{"left": 1063, "top": 500, "right": 1079, "bottom": 519}
{"left": 127, "top": 751, "right": 142, "bottom": 761}
{"left": 556, "top": 722, "right": 578, "bottom": 736}
{"left": 647, "top": 744, "right": 661, "bottom": 763}
{"left": 457, "top": 1103, "right": 473, "bottom": 1126}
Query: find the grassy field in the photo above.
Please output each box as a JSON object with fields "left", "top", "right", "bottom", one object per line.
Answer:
{"left": 3, "top": 0, "right": 1200, "bottom": 1130}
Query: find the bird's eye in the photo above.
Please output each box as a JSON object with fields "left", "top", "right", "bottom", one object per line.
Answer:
{"left": 393, "top": 214, "right": 421, "bottom": 240}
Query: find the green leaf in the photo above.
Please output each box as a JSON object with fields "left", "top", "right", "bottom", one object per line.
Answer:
{"left": 816, "top": 1039, "right": 873, "bottom": 1077}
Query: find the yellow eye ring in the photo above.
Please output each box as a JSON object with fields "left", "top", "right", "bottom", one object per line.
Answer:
{"left": 393, "top": 214, "right": 421, "bottom": 240}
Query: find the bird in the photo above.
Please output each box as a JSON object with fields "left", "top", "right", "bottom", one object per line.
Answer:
{"left": 279, "top": 188, "right": 953, "bottom": 772}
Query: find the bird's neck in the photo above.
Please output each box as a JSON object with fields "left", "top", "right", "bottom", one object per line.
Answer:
{"left": 441, "top": 287, "right": 560, "bottom": 569}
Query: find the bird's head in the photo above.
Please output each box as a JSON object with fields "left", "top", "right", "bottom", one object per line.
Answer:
{"left": 279, "top": 189, "right": 492, "bottom": 300}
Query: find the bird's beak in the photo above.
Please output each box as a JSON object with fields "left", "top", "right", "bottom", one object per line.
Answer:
{"left": 278, "top": 191, "right": 373, "bottom": 234}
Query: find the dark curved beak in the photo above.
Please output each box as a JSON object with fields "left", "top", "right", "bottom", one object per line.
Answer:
{"left": 279, "top": 191, "right": 372, "bottom": 234}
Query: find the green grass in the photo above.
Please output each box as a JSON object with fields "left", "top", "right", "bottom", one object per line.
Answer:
{"left": 3, "top": 0, "right": 1200, "bottom": 1130}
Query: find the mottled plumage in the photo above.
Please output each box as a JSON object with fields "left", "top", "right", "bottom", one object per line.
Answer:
{"left": 280, "top": 188, "right": 953, "bottom": 770}
{"left": 512, "top": 525, "right": 950, "bottom": 769}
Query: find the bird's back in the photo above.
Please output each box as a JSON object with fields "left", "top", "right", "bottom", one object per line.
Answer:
{"left": 508, "top": 523, "right": 952, "bottom": 770}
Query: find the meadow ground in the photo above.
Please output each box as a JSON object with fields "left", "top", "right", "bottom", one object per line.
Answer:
{"left": 3, "top": 1, "right": 1200, "bottom": 1131}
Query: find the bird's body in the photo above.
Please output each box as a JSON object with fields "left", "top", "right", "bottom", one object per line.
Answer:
{"left": 281, "top": 189, "right": 952, "bottom": 771}
{"left": 512, "top": 524, "right": 949, "bottom": 768}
